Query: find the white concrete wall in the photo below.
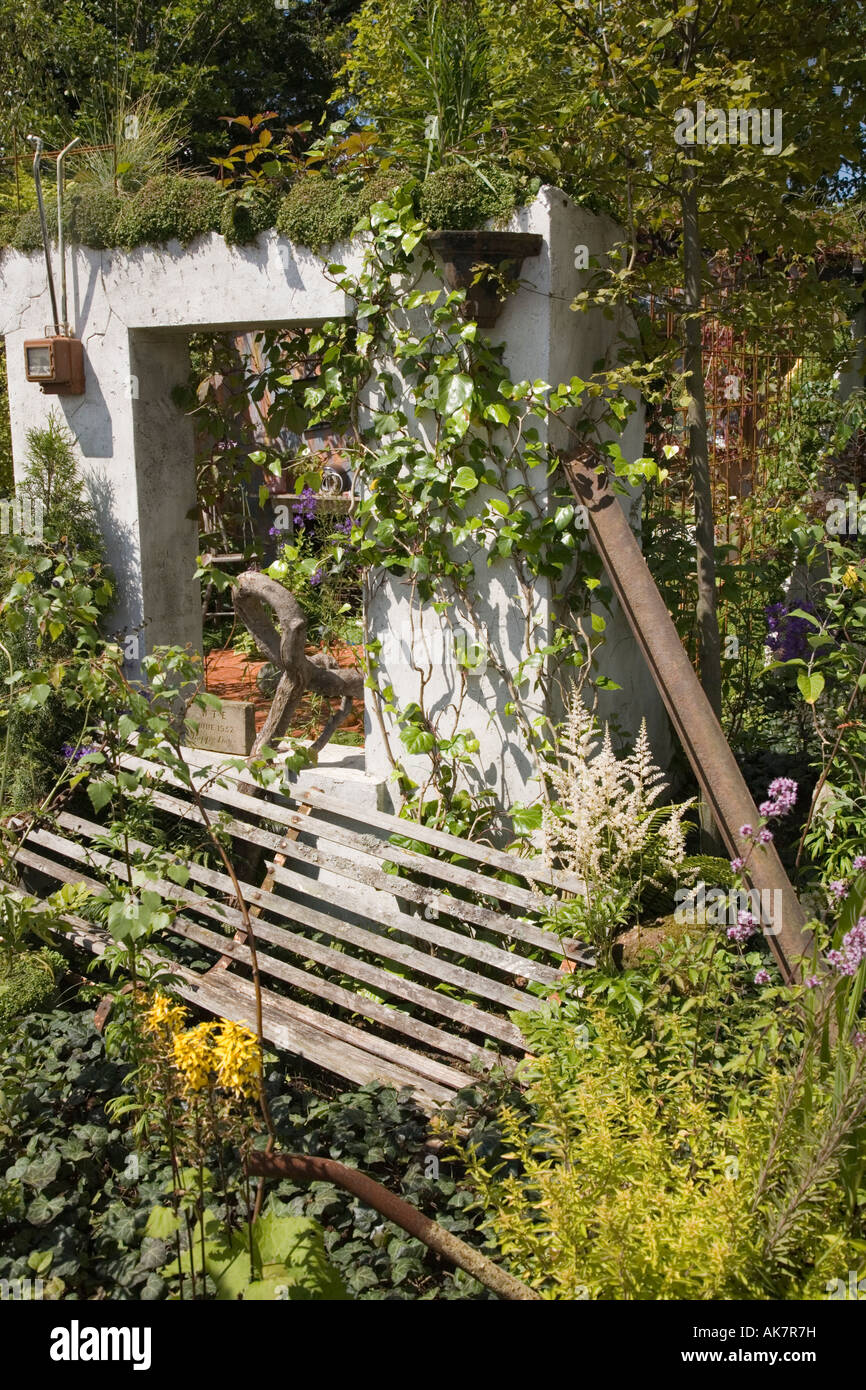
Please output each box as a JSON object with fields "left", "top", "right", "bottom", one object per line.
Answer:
{"left": 0, "top": 233, "right": 359, "bottom": 664}
{"left": 0, "top": 189, "right": 670, "bottom": 810}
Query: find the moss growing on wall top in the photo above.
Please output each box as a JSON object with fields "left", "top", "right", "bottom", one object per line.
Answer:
{"left": 0, "top": 164, "right": 530, "bottom": 257}
{"left": 419, "top": 164, "right": 522, "bottom": 231}
{"left": 114, "top": 174, "right": 223, "bottom": 248}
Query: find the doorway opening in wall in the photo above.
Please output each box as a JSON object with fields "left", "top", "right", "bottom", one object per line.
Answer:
{"left": 183, "top": 327, "right": 365, "bottom": 750}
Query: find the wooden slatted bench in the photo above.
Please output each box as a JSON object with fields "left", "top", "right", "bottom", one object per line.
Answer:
{"left": 10, "top": 744, "right": 587, "bottom": 1109}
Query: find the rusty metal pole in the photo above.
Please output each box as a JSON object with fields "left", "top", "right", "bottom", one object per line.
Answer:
{"left": 564, "top": 455, "right": 812, "bottom": 982}
{"left": 246, "top": 1151, "right": 540, "bottom": 1300}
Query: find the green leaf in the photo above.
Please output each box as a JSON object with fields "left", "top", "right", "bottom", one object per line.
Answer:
{"left": 87, "top": 780, "right": 114, "bottom": 813}
{"left": 454, "top": 467, "right": 479, "bottom": 491}
{"left": 797, "top": 671, "right": 825, "bottom": 704}
{"left": 438, "top": 373, "right": 474, "bottom": 417}
{"left": 145, "top": 1205, "right": 182, "bottom": 1239}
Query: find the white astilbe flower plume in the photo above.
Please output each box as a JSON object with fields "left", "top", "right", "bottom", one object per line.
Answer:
{"left": 543, "top": 694, "right": 693, "bottom": 890}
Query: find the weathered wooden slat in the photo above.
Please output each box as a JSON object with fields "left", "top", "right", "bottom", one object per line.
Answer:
{"left": 116, "top": 768, "right": 569, "bottom": 958}
{"left": 0, "top": 880, "right": 457, "bottom": 1106}
{"left": 25, "top": 821, "right": 535, "bottom": 1026}
{"left": 24, "top": 814, "right": 520, "bottom": 1063}
{"left": 262, "top": 855, "right": 558, "bottom": 985}
{"left": 162, "top": 914, "right": 494, "bottom": 1084}
{"left": 293, "top": 784, "right": 586, "bottom": 894}
{"left": 260, "top": 852, "right": 559, "bottom": 985}
{"left": 32, "top": 821, "right": 533, "bottom": 1013}
{"left": 119, "top": 752, "right": 550, "bottom": 916}
{"left": 177, "top": 741, "right": 585, "bottom": 895}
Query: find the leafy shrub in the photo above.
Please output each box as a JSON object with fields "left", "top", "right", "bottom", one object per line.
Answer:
{"left": 220, "top": 187, "right": 281, "bottom": 247}
{"left": 459, "top": 936, "right": 866, "bottom": 1300}
{"left": 0, "top": 948, "right": 66, "bottom": 1027}
{"left": 275, "top": 176, "right": 359, "bottom": 250}
{"left": 66, "top": 186, "right": 124, "bottom": 249}
{"left": 10, "top": 207, "right": 48, "bottom": 254}
{"left": 115, "top": 174, "right": 222, "bottom": 249}
{"left": 0, "top": 414, "right": 111, "bottom": 809}
{"left": 418, "top": 163, "right": 519, "bottom": 230}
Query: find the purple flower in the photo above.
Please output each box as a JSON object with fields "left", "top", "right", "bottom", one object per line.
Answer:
{"left": 739, "top": 824, "right": 754, "bottom": 839}
{"left": 804, "top": 974, "right": 821, "bottom": 989}
{"left": 854, "top": 856, "right": 866, "bottom": 872}
{"left": 730, "top": 857, "right": 745, "bottom": 873}
{"left": 829, "top": 879, "right": 849, "bottom": 900}
{"left": 309, "top": 568, "right": 323, "bottom": 587}
{"left": 727, "top": 911, "right": 757, "bottom": 943}
{"left": 757, "top": 828, "right": 774, "bottom": 844}
{"left": 291, "top": 486, "right": 318, "bottom": 530}
{"left": 754, "top": 968, "right": 771, "bottom": 985}
{"left": 765, "top": 599, "right": 816, "bottom": 663}
{"left": 759, "top": 777, "right": 798, "bottom": 819}
{"left": 829, "top": 918, "right": 866, "bottom": 976}
{"left": 62, "top": 743, "right": 98, "bottom": 763}
{"left": 853, "top": 1031, "right": 866, "bottom": 1047}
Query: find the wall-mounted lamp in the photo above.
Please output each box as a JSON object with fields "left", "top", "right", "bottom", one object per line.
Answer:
{"left": 24, "top": 335, "right": 85, "bottom": 394}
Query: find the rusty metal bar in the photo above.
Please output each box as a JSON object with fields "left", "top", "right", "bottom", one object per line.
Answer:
{"left": 246, "top": 1151, "right": 540, "bottom": 1300}
{"left": 564, "top": 455, "right": 812, "bottom": 982}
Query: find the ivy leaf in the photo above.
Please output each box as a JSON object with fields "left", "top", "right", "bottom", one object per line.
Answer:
{"left": 453, "top": 467, "right": 479, "bottom": 491}
{"left": 438, "top": 374, "right": 474, "bottom": 417}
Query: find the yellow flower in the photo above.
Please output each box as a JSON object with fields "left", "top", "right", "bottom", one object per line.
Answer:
{"left": 172, "top": 1022, "right": 217, "bottom": 1093}
{"left": 143, "top": 991, "right": 187, "bottom": 1038}
{"left": 213, "top": 1020, "right": 262, "bottom": 1099}
{"left": 842, "top": 565, "right": 862, "bottom": 590}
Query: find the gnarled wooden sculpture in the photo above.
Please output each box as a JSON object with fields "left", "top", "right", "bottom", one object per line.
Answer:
{"left": 233, "top": 570, "right": 363, "bottom": 758}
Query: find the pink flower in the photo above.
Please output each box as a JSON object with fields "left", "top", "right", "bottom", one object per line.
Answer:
{"left": 728, "top": 911, "right": 757, "bottom": 943}
{"left": 754, "top": 968, "right": 771, "bottom": 985}
{"left": 758, "top": 778, "right": 798, "bottom": 819}
{"left": 757, "top": 828, "right": 773, "bottom": 844}
{"left": 804, "top": 974, "right": 821, "bottom": 988}
{"left": 829, "top": 879, "right": 849, "bottom": 900}
{"left": 730, "top": 857, "right": 745, "bottom": 872}
{"left": 827, "top": 919, "right": 866, "bottom": 977}
{"left": 853, "top": 855, "right": 866, "bottom": 872}
{"left": 739, "top": 824, "right": 754, "bottom": 839}
{"left": 852, "top": 1031, "right": 866, "bottom": 1047}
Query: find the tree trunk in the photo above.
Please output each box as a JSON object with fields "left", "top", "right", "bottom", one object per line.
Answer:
{"left": 680, "top": 180, "right": 722, "bottom": 721}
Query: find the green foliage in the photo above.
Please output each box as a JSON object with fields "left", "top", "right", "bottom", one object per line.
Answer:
{"left": 0, "top": 1005, "right": 158, "bottom": 1299}
{"left": 341, "top": 0, "right": 557, "bottom": 176}
{"left": 220, "top": 187, "right": 281, "bottom": 247}
{"left": 275, "top": 177, "right": 361, "bottom": 250}
{"left": 0, "top": 1002, "right": 495, "bottom": 1300}
{"left": 66, "top": 185, "right": 124, "bottom": 249}
{"left": 0, "top": 414, "right": 112, "bottom": 811}
{"left": 460, "top": 939, "right": 866, "bottom": 1299}
{"left": 114, "top": 174, "right": 222, "bottom": 249}
{"left": 418, "top": 163, "right": 519, "bottom": 229}
{"left": 0, "top": 0, "right": 364, "bottom": 167}
{"left": 73, "top": 94, "right": 186, "bottom": 193}
{"left": 0, "top": 948, "right": 66, "bottom": 1028}
{"left": 9, "top": 207, "right": 49, "bottom": 254}
{"left": 157, "top": 1204, "right": 348, "bottom": 1301}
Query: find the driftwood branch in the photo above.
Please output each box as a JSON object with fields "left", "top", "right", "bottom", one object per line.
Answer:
{"left": 245, "top": 1151, "right": 540, "bottom": 1301}
{"left": 233, "top": 571, "right": 363, "bottom": 758}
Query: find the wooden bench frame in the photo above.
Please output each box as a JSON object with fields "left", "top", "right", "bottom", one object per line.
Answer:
{"left": 12, "top": 743, "right": 584, "bottom": 1109}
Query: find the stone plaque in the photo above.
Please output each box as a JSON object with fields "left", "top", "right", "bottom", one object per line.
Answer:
{"left": 185, "top": 700, "right": 256, "bottom": 755}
